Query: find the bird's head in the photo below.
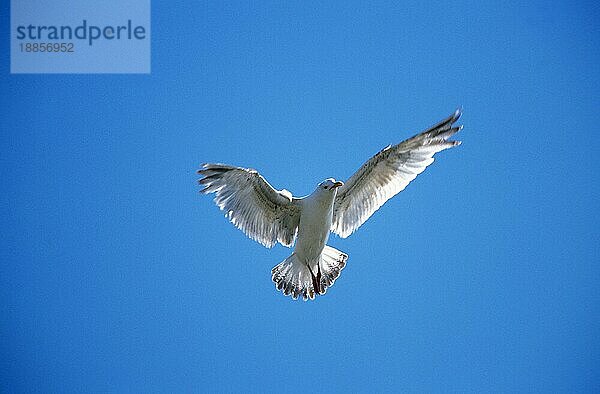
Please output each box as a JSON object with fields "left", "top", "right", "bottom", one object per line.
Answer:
{"left": 317, "top": 178, "right": 344, "bottom": 193}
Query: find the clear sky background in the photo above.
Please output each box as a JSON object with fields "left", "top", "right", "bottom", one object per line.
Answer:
{"left": 1, "top": 1, "right": 599, "bottom": 392}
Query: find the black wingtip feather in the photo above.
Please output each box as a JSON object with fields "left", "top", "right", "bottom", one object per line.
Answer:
{"left": 198, "top": 174, "right": 222, "bottom": 185}
{"left": 425, "top": 108, "right": 463, "bottom": 134}
{"left": 453, "top": 108, "right": 462, "bottom": 121}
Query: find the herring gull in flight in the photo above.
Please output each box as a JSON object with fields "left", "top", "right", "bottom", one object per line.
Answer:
{"left": 198, "top": 109, "right": 463, "bottom": 300}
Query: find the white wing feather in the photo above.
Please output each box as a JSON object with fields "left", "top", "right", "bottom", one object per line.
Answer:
{"left": 331, "top": 109, "right": 463, "bottom": 238}
{"left": 198, "top": 164, "right": 301, "bottom": 248}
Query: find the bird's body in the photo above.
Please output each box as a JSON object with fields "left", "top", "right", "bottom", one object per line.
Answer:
{"left": 198, "top": 109, "right": 463, "bottom": 300}
{"left": 280, "top": 179, "right": 344, "bottom": 297}
{"left": 295, "top": 184, "right": 336, "bottom": 263}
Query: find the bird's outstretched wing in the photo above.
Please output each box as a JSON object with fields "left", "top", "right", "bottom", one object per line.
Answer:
{"left": 331, "top": 109, "right": 463, "bottom": 238}
{"left": 198, "top": 164, "right": 301, "bottom": 248}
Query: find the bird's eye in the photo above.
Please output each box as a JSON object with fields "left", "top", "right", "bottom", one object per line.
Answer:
{"left": 324, "top": 186, "right": 328, "bottom": 189}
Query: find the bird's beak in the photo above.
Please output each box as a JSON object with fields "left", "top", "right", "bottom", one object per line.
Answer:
{"left": 332, "top": 181, "right": 344, "bottom": 189}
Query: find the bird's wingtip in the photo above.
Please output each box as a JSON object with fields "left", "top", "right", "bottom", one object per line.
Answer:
{"left": 453, "top": 107, "right": 463, "bottom": 121}
{"left": 196, "top": 163, "right": 210, "bottom": 173}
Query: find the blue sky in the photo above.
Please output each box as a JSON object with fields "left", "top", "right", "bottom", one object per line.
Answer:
{"left": 1, "top": 1, "right": 599, "bottom": 392}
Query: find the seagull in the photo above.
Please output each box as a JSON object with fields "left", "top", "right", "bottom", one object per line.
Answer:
{"left": 198, "top": 109, "right": 463, "bottom": 300}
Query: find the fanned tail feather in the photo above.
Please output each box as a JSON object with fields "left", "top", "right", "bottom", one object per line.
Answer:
{"left": 319, "top": 245, "right": 348, "bottom": 291}
{"left": 271, "top": 245, "right": 348, "bottom": 301}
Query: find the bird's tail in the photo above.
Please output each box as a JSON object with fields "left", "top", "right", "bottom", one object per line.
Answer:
{"left": 271, "top": 245, "right": 348, "bottom": 301}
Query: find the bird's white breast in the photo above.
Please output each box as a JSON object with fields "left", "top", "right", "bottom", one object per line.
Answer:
{"left": 295, "top": 192, "right": 336, "bottom": 263}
